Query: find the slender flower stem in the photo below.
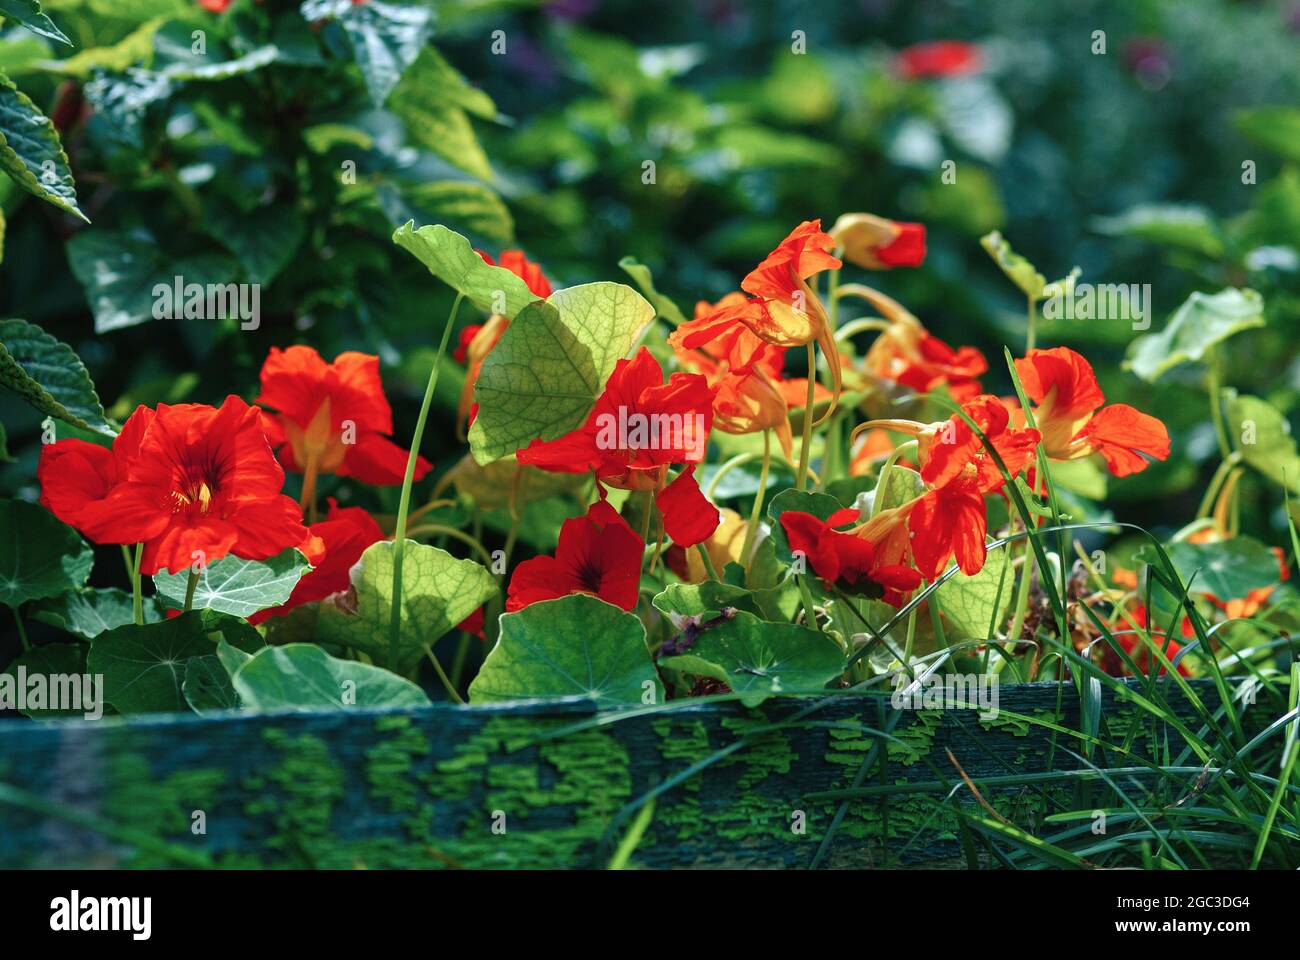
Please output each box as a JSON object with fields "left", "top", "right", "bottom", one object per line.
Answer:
{"left": 1026, "top": 295, "right": 1038, "bottom": 352}
{"left": 183, "top": 569, "right": 200, "bottom": 612}
{"left": 132, "top": 542, "right": 144, "bottom": 626}
{"left": 13, "top": 607, "right": 29, "bottom": 651}
{"left": 299, "top": 450, "right": 320, "bottom": 523}
{"left": 404, "top": 524, "right": 494, "bottom": 566}
{"left": 1207, "top": 349, "right": 1232, "bottom": 460}
{"left": 797, "top": 575, "right": 821, "bottom": 633}
{"left": 424, "top": 644, "right": 466, "bottom": 705}
{"left": 870, "top": 440, "right": 917, "bottom": 519}
{"left": 740, "top": 429, "right": 772, "bottom": 569}
{"left": 695, "top": 544, "right": 720, "bottom": 581}
{"left": 390, "top": 293, "right": 465, "bottom": 672}
{"left": 796, "top": 342, "right": 817, "bottom": 491}
{"left": 832, "top": 317, "right": 892, "bottom": 342}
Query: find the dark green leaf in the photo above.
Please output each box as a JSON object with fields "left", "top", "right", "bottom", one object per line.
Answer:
{"left": 0, "top": 499, "right": 92, "bottom": 608}
{"left": 232, "top": 643, "right": 429, "bottom": 710}
{"left": 0, "top": 69, "right": 85, "bottom": 219}
{"left": 0, "top": 317, "right": 115, "bottom": 434}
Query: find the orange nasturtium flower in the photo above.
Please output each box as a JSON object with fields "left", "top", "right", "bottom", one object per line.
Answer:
{"left": 853, "top": 395, "right": 1041, "bottom": 580}
{"left": 256, "top": 345, "right": 430, "bottom": 488}
{"left": 1014, "top": 347, "right": 1170, "bottom": 477}
{"left": 669, "top": 220, "right": 843, "bottom": 419}
{"left": 516, "top": 348, "right": 721, "bottom": 547}
{"left": 779, "top": 508, "right": 922, "bottom": 606}
{"left": 455, "top": 249, "right": 553, "bottom": 436}
{"left": 829, "top": 213, "right": 927, "bottom": 270}
{"left": 858, "top": 286, "right": 987, "bottom": 402}
{"left": 38, "top": 397, "right": 313, "bottom": 576}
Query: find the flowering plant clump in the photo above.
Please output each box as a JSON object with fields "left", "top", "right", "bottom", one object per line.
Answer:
{"left": 1, "top": 1, "right": 1298, "bottom": 872}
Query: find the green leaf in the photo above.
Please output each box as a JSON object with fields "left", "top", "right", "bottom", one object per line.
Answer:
{"left": 232, "top": 643, "right": 429, "bottom": 711}
{"left": 1227, "top": 392, "right": 1300, "bottom": 492}
{"left": 153, "top": 548, "right": 312, "bottom": 617}
{"left": 0, "top": 0, "right": 70, "bottom": 46}
{"left": 934, "top": 545, "right": 1012, "bottom": 639}
{"left": 388, "top": 182, "right": 513, "bottom": 247}
{"left": 0, "top": 317, "right": 115, "bottom": 434}
{"left": 39, "top": 17, "right": 163, "bottom": 77}
{"left": 1, "top": 643, "right": 90, "bottom": 719}
{"left": 316, "top": 539, "right": 497, "bottom": 674}
{"left": 469, "top": 594, "right": 661, "bottom": 708}
{"left": 66, "top": 229, "right": 238, "bottom": 333}
{"left": 1125, "top": 288, "right": 1265, "bottom": 382}
{"left": 1139, "top": 537, "right": 1282, "bottom": 601}
{"left": 393, "top": 221, "right": 540, "bottom": 318}
{"left": 87, "top": 612, "right": 215, "bottom": 714}
{"left": 204, "top": 202, "right": 305, "bottom": 285}
{"left": 397, "top": 46, "right": 495, "bottom": 119}
{"left": 0, "top": 69, "right": 85, "bottom": 220}
{"left": 182, "top": 654, "right": 238, "bottom": 713}
{"left": 1049, "top": 457, "right": 1108, "bottom": 501}
{"left": 1234, "top": 106, "right": 1300, "bottom": 164}
{"left": 980, "top": 231, "right": 1046, "bottom": 300}
{"left": 389, "top": 47, "right": 495, "bottom": 180}
{"left": 659, "top": 610, "right": 845, "bottom": 707}
{"left": 215, "top": 636, "right": 252, "bottom": 677}
{"left": 32, "top": 587, "right": 165, "bottom": 639}
{"left": 0, "top": 499, "right": 92, "bottom": 608}
{"left": 467, "top": 281, "right": 655, "bottom": 464}
{"left": 618, "top": 256, "right": 688, "bottom": 326}
{"left": 651, "top": 580, "right": 762, "bottom": 619}
{"left": 303, "top": 0, "right": 434, "bottom": 106}
{"left": 1093, "top": 204, "right": 1225, "bottom": 259}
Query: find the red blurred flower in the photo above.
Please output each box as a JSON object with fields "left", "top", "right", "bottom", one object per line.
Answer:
{"left": 256, "top": 345, "right": 430, "bottom": 486}
{"left": 830, "top": 213, "right": 926, "bottom": 269}
{"left": 198, "top": 0, "right": 232, "bottom": 11}
{"left": 457, "top": 606, "right": 486, "bottom": 639}
{"left": 248, "top": 499, "right": 385, "bottom": 625}
{"left": 517, "top": 348, "right": 721, "bottom": 546}
{"left": 780, "top": 508, "right": 921, "bottom": 606}
{"left": 894, "top": 41, "right": 982, "bottom": 79}
{"left": 506, "top": 500, "right": 644, "bottom": 612}
{"left": 1111, "top": 604, "right": 1193, "bottom": 677}
{"left": 40, "top": 397, "right": 312, "bottom": 576}
{"left": 476, "top": 249, "right": 553, "bottom": 299}
{"left": 1014, "top": 347, "right": 1170, "bottom": 477}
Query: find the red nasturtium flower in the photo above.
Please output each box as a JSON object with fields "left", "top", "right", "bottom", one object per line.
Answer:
{"left": 506, "top": 500, "right": 644, "bottom": 612}
{"left": 256, "top": 345, "right": 429, "bottom": 486}
{"left": 893, "top": 41, "right": 983, "bottom": 79}
{"left": 830, "top": 213, "right": 927, "bottom": 270}
{"left": 670, "top": 220, "right": 844, "bottom": 418}
{"left": 39, "top": 397, "right": 312, "bottom": 575}
{"left": 860, "top": 287, "right": 987, "bottom": 402}
{"left": 1014, "top": 347, "right": 1170, "bottom": 477}
{"left": 197, "top": 0, "right": 232, "bottom": 12}
{"left": 516, "top": 347, "right": 721, "bottom": 547}
{"left": 248, "top": 499, "right": 384, "bottom": 625}
{"left": 780, "top": 508, "right": 922, "bottom": 606}
{"left": 455, "top": 249, "right": 553, "bottom": 436}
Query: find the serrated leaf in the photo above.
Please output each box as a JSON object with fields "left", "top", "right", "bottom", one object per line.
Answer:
{"left": 619, "top": 256, "right": 688, "bottom": 326}
{"left": 32, "top": 587, "right": 165, "bottom": 639}
{"left": 233, "top": 642, "right": 429, "bottom": 710}
{"left": 1, "top": 643, "right": 90, "bottom": 719}
{"left": 0, "top": 317, "right": 115, "bottom": 434}
{"left": 0, "top": 69, "right": 85, "bottom": 220}
{"left": 469, "top": 594, "right": 661, "bottom": 708}
{"left": 467, "top": 281, "right": 655, "bottom": 464}
{"left": 393, "top": 220, "right": 540, "bottom": 318}
{"left": 934, "top": 544, "right": 1011, "bottom": 639}
{"left": 302, "top": 0, "right": 433, "bottom": 106}
{"left": 0, "top": 499, "right": 92, "bottom": 608}
{"left": 0, "top": 1, "right": 70, "bottom": 47}
{"left": 1227, "top": 392, "right": 1300, "bottom": 492}
{"left": 316, "top": 538, "right": 497, "bottom": 674}
{"left": 390, "top": 46, "right": 494, "bottom": 179}
{"left": 1125, "top": 288, "right": 1265, "bottom": 382}
{"left": 87, "top": 612, "right": 214, "bottom": 714}
{"left": 153, "top": 548, "right": 312, "bottom": 617}
{"left": 182, "top": 654, "right": 238, "bottom": 713}
{"left": 67, "top": 229, "right": 238, "bottom": 333}
{"left": 659, "top": 610, "right": 845, "bottom": 707}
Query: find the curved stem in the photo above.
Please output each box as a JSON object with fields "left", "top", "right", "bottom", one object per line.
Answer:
{"left": 833, "top": 317, "right": 893, "bottom": 342}
{"left": 870, "top": 439, "right": 917, "bottom": 520}
{"left": 132, "top": 542, "right": 144, "bottom": 626}
{"left": 404, "top": 524, "right": 494, "bottom": 566}
{"left": 695, "top": 543, "right": 720, "bottom": 581}
{"left": 390, "top": 293, "right": 465, "bottom": 671}
{"left": 740, "top": 429, "right": 772, "bottom": 568}
{"left": 796, "top": 342, "right": 817, "bottom": 491}
{"left": 1207, "top": 348, "right": 1232, "bottom": 460}
{"left": 1196, "top": 450, "right": 1243, "bottom": 521}
{"left": 424, "top": 644, "right": 466, "bottom": 705}
{"left": 705, "top": 452, "right": 756, "bottom": 500}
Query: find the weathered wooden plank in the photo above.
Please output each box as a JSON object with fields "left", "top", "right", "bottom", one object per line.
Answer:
{"left": 0, "top": 681, "right": 1216, "bottom": 869}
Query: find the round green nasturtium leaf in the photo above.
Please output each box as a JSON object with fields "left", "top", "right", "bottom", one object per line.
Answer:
{"left": 1140, "top": 536, "right": 1282, "bottom": 602}
{"left": 1124, "top": 288, "right": 1264, "bottom": 383}
{"left": 652, "top": 581, "right": 761, "bottom": 619}
{"left": 182, "top": 654, "right": 239, "bottom": 714}
{"left": 1227, "top": 392, "right": 1300, "bottom": 492}
{"left": 87, "top": 612, "right": 215, "bottom": 714}
{"left": 33, "top": 587, "right": 165, "bottom": 639}
{"left": 152, "top": 548, "right": 312, "bottom": 618}
{"left": 393, "top": 221, "right": 540, "bottom": 319}
{"left": 469, "top": 594, "right": 662, "bottom": 709}
{"left": 316, "top": 539, "right": 498, "bottom": 675}
{"left": 1, "top": 642, "right": 89, "bottom": 720}
{"left": 934, "top": 544, "right": 1013, "bottom": 640}
{"left": 231, "top": 643, "right": 429, "bottom": 711}
{"left": 0, "top": 499, "right": 93, "bottom": 608}
{"left": 465, "top": 281, "right": 656, "bottom": 465}
{"left": 658, "top": 610, "right": 846, "bottom": 707}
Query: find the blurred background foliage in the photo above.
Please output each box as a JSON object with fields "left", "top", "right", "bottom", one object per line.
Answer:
{"left": 2, "top": 0, "right": 1299, "bottom": 564}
